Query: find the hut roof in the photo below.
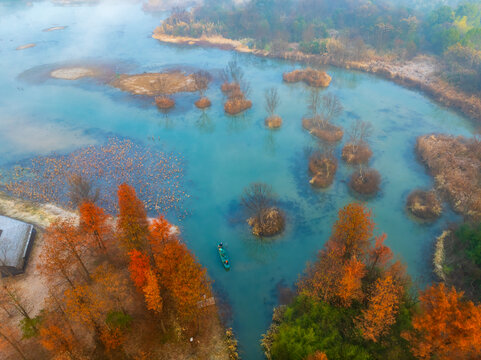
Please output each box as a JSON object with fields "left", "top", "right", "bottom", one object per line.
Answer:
{"left": 0, "top": 215, "right": 35, "bottom": 274}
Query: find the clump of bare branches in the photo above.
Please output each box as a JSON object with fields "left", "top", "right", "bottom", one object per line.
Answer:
{"left": 342, "top": 120, "right": 373, "bottom": 164}
{"left": 222, "top": 60, "right": 252, "bottom": 115}
{"left": 154, "top": 76, "right": 175, "bottom": 110}
{"left": 320, "top": 93, "right": 343, "bottom": 127}
{"left": 68, "top": 174, "right": 99, "bottom": 208}
{"left": 193, "top": 70, "right": 211, "bottom": 98}
{"left": 264, "top": 88, "right": 282, "bottom": 128}
{"left": 193, "top": 70, "right": 212, "bottom": 109}
{"left": 303, "top": 91, "right": 344, "bottom": 142}
{"left": 241, "top": 183, "right": 285, "bottom": 237}
{"left": 265, "top": 88, "right": 280, "bottom": 117}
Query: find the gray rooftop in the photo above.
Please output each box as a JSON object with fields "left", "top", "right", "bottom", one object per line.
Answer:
{"left": 0, "top": 215, "right": 35, "bottom": 274}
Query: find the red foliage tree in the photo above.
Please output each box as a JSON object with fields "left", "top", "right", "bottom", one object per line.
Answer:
{"left": 117, "top": 183, "right": 149, "bottom": 250}
{"left": 128, "top": 249, "right": 150, "bottom": 291}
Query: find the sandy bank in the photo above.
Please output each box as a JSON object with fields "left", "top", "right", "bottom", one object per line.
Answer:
{"left": 16, "top": 43, "right": 36, "bottom": 50}
{"left": 43, "top": 25, "right": 67, "bottom": 32}
{"left": 153, "top": 31, "right": 262, "bottom": 54}
{"left": 110, "top": 71, "right": 197, "bottom": 96}
{"left": 152, "top": 33, "right": 481, "bottom": 123}
{"left": 0, "top": 191, "right": 75, "bottom": 228}
{"left": 50, "top": 66, "right": 101, "bottom": 80}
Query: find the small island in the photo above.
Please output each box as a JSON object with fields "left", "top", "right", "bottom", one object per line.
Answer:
{"left": 302, "top": 92, "right": 344, "bottom": 142}
{"left": 241, "top": 183, "right": 285, "bottom": 237}
{"left": 406, "top": 189, "right": 442, "bottom": 221}
{"left": 349, "top": 167, "right": 381, "bottom": 196}
{"left": 16, "top": 43, "right": 36, "bottom": 51}
{"left": 221, "top": 60, "right": 252, "bottom": 115}
{"left": 309, "top": 149, "right": 338, "bottom": 188}
{"left": 50, "top": 67, "right": 101, "bottom": 80}
{"left": 283, "top": 68, "right": 331, "bottom": 87}
{"left": 341, "top": 120, "right": 373, "bottom": 164}
{"left": 264, "top": 87, "right": 282, "bottom": 128}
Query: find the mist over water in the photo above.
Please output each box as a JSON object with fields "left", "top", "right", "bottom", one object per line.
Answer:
{"left": 0, "top": 1, "right": 477, "bottom": 359}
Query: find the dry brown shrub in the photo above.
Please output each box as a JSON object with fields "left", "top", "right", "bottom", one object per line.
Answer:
{"left": 155, "top": 96, "right": 175, "bottom": 109}
{"left": 195, "top": 97, "right": 211, "bottom": 109}
{"left": 221, "top": 82, "right": 240, "bottom": 95}
{"left": 406, "top": 190, "right": 442, "bottom": 221}
{"left": 265, "top": 116, "right": 282, "bottom": 129}
{"left": 224, "top": 98, "right": 252, "bottom": 115}
{"left": 247, "top": 207, "right": 285, "bottom": 237}
{"left": 416, "top": 134, "right": 481, "bottom": 219}
{"left": 241, "top": 183, "right": 285, "bottom": 237}
{"left": 349, "top": 168, "right": 381, "bottom": 196}
{"left": 308, "top": 152, "right": 338, "bottom": 188}
{"left": 283, "top": 68, "right": 331, "bottom": 87}
{"left": 302, "top": 118, "right": 343, "bottom": 142}
{"left": 341, "top": 143, "right": 373, "bottom": 164}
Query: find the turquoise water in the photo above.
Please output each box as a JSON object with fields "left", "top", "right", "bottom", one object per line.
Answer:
{"left": 0, "top": 2, "right": 475, "bottom": 359}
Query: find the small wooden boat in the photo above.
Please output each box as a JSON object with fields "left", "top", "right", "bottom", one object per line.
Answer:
{"left": 218, "top": 243, "right": 230, "bottom": 270}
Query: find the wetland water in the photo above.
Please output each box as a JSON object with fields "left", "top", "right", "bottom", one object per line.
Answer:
{"left": 0, "top": 2, "right": 475, "bottom": 359}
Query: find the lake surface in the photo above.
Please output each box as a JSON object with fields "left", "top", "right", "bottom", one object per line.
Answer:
{"left": 0, "top": 2, "right": 475, "bottom": 359}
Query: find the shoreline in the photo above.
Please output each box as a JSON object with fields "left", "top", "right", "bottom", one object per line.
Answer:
{"left": 152, "top": 32, "right": 481, "bottom": 124}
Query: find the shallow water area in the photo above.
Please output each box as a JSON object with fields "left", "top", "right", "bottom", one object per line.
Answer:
{"left": 0, "top": 1, "right": 476, "bottom": 359}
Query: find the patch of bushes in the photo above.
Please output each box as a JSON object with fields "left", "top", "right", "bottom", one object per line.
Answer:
{"left": 349, "top": 168, "right": 381, "bottom": 196}
{"left": 406, "top": 190, "right": 442, "bottom": 221}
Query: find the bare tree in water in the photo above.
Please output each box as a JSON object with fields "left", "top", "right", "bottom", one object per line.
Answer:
{"left": 193, "top": 70, "right": 211, "bottom": 98}
{"left": 241, "top": 183, "right": 276, "bottom": 222}
{"left": 68, "top": 174, "right": 99, "bottom": 208}
{"left": 265, "top": 88, "right": 280, "bottom": 117}
{"left": 320, "top": 93, "right": 343, "bottom": 127}
{"left": 347, "top": 119, "right": 373, "bottom": 153}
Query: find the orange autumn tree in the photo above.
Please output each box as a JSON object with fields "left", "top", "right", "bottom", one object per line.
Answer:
{"left": 338, "top": 256, "right": 365, "bottom": 307}
{"left": 79, "top": 201, "right": 111, "bottom": 251}
{"left": 143, "top": 269, "right": 163, "bottom": 314}
{"left": 149, "top": 216, "right": 210, "bottom": 323}
{"left": 357, "top": 274, "right": 404, "bottom": 342}
{"left": 301, "top": 203, "right": 379, "bottom": 306}
{"left": 328, "top": 202, "right": 375, "bottom": 260}
{"left": 404, "top": 283, "right": 481, "bottom": 359}
{"left": 306, "top": 351, "right": 328, "bottom": 360}
{"left": 117, "top": 183, "right": 149, "bottom": 250}
{"left": 39, "top": 312, "right": 79, "bottom": 360}
{"left": 39, "top": 219, "right": 92, "bottom": 284}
